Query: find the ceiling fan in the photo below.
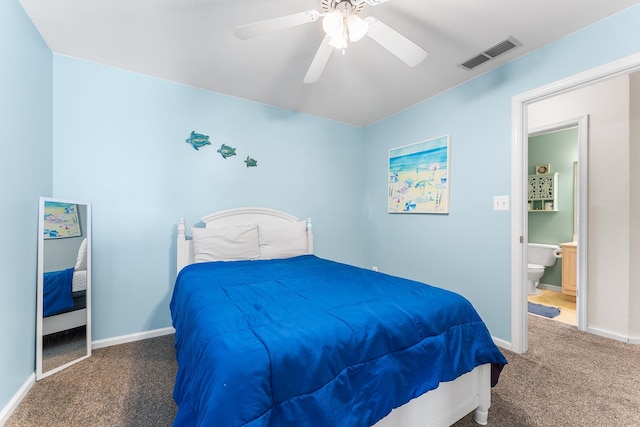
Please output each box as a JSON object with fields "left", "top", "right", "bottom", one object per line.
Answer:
{"left": 234, "top": 0, "right": 428, "bottom": 84}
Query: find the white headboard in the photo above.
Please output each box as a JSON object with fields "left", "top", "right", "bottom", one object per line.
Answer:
{"left": 177, "top": 207, "right": 313, "bottom": 274}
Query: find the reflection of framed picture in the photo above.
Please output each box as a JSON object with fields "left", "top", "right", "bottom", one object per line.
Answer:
{"left": 388, "top": 135, "right": 450, "bottom": 214}
{"left": 536, "top": 164, "right": 550, "bottom": 175}
{"left": 43, "top": 201, "right": 81, "bottom": 239}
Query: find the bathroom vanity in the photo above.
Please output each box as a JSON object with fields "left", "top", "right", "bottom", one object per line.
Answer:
{"left": 560, "top": 242, "right": 577, "bottom": 297}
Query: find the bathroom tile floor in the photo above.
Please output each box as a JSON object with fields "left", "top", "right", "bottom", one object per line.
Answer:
{"left": 528, "top": 289, "right": 576, "bottom": 326}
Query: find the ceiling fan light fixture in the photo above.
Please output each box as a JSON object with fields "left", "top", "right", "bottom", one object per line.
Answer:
{"left": 234, "top": 0, "right": 428, "bottom": 84}
{"left": 322, "top": 10, "right": 344, "bottom": 38}
{"left": 346, "top": 14, "right": 368, "bottom": 42}
{"left": 329, "top": 33, "right": 348, "bottom": 50}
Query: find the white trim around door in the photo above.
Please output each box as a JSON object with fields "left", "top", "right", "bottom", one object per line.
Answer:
{"left": 510, "top": 52, "right": 640, "bottom": 354}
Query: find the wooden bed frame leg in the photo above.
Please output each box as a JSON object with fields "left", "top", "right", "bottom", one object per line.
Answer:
{"left": 473, "top": 364, "right": 491, "bottom": 425}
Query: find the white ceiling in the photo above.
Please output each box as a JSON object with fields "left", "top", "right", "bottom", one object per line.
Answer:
{"left": 19, "top": 0, "right": 640, "bottom": 127}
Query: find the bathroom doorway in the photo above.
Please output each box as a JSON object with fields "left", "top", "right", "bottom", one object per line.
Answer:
{"left": 510, "top": 53, "right": 640, "bottom": 354}
{"left": 526, "top": 121, "right": 583, "bottom": 328}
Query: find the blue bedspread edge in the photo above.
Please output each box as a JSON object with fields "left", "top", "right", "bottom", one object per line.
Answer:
{"left": 43, "top": 267, "right": 75, "bottom": 317}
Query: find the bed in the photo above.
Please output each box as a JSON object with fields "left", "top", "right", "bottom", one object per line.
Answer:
{"left": 171, "top": 208, "right": 507, "bottom": 427}
{"left": 43, "top": 237, "right": 88, "bottom": 335}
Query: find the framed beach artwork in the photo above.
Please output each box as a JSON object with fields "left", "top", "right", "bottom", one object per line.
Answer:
{"left": 43, "top": 201, "right": 82, "bottom": 239}
{"left": 388, "top": 135, "right": 450, "bottom": 214}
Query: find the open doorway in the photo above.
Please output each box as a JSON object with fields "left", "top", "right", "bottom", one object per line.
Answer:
{"left": 526, "top": 120, "right": 584, "bottom": 328}
{"left": 510, "top": 53, "right": 640, "bottom": 354}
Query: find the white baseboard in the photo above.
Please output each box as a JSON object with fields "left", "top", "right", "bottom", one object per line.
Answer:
{"left": 492, "top": 336, "right": 511, "bottom": 351}
{"left": 629, "top": 337, "right": 640, "bottom": 345}
{"left": 0, "top": 373, "right": 35, "bottom": 427}
{"left": 92, "top": 326, "right": 175, "bottom": 350}
{"left": 586, "top": 326, "right": 630, "bottom": 344}
{"left": 537, "top": 283, "right": 561, "bottom": 292}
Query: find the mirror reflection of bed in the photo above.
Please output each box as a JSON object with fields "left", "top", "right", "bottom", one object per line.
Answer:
{"left": 36, "top": 198, "right": 92, "bottom": 380}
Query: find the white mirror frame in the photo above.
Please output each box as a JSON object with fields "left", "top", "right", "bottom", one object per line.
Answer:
{"left": 36, "top": 197, "right": 92, "bottom": 380}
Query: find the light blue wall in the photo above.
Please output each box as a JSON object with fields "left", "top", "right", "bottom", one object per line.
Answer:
{"left": 51, "top": 56, "right": 365, "bottom": 340}
{"left": 362, "top": 4, "right": 640, "bottom": 341}
{"left": 5, "top": 0, "right": 640, "bottom": 413}
{"left": 0, "top": 0, "right": 52, "bottom": 414}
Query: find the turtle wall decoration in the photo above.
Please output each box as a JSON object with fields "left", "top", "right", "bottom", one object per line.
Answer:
{"left": 184, "top": 131, "right": 257, "bottom": 168}
{"left": 217, "top": 143, "right": 237, "bottom": 159}
{"left": 244, "top": 156, "right": 258, "bottom": 168}
{"left": 185, "top": 131, "right": 211, "bottom": 150}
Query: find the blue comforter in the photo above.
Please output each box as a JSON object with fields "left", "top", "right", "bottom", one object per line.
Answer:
{"left": 170, "top": 255, "right": 506, "bottom": 427}
{"left": 43, "top": 267, "right": 75, "bottom": 317}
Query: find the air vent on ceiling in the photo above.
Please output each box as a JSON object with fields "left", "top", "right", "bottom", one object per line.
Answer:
{"left": 459, "top": 36, "right": 521, "bottom": 71}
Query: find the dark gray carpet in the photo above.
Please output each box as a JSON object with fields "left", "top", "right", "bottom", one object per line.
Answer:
{"left": 7, "top": 334, "right": 177, "bottom": 427}
{"left": 7, "top": 315, "right": 640, "bottom": 426}
{"left": 453, "top": 315, "right": 640, "bottom": 427}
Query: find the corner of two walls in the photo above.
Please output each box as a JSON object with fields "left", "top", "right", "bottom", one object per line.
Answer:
{"left": 629, "top": 72, "right": 640, "bottom": 342}
{"left": 0, "top": 0, "right": 53, "bottom": 417}
{"left": 360, "top": 85, "right": 514, "bottom": 343}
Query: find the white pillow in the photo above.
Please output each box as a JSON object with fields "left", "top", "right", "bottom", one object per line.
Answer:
{"left": 74, "top": 238, "right": 88, "bottom": 271}
{"left": 258, "top": 221, "right": 308, "bottom": 260}
{"left": 192, "top": 224, "right": 259, "bottom": 262}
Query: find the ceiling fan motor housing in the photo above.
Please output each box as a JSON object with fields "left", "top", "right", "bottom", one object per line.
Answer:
{"left": 321, "top": 0, "right": 366, "bottom": 14}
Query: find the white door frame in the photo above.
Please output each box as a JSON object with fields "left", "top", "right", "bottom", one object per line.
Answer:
{"left": 510, "top": 52, "right": 640, "bottom": 354}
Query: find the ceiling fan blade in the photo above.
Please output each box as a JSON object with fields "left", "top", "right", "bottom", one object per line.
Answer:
{"left": 234, "top": 10, "right": 320, "bottom": 40}
{"left": 304, "top": 36, "right": 333, "bottom": 84}
{"left": 364, "top": 17, "right": 427, "bottom": 67}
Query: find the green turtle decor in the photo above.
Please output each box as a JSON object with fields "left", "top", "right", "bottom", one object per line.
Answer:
{"left": 185, "top": 131, "right": 211, "bottom": 151}
{"left": 217, "top": 143, "right": 237, "bottom": 159}
{"left": 244, "top": 156, "right": 258, "bottom": 167}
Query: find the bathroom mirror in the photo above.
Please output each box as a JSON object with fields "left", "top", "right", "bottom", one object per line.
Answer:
{"left": 36, "top": 197, "right": 92, "bottom": 380}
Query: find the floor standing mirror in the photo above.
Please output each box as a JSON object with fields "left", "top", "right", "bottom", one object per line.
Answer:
{"left": 36, "top": 197, "right": 92, "bottom": 380}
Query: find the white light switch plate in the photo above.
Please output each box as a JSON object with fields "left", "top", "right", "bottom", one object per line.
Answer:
{"left": 493, "top": 195, "right": 510, "bottom": 211}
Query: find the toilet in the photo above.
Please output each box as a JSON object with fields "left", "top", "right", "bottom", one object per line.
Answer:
{"left": 527, "top": 243, "right": 561, "bottom": 295}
